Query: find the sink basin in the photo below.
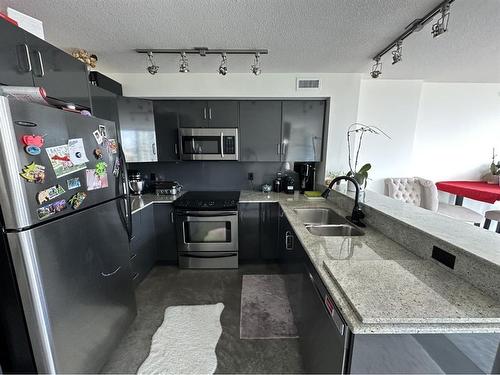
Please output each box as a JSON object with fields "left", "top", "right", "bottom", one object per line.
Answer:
{"left": 294, "top": 208, "right": 347, "bottom": 225}
{"left": 306, "top": 224, "right": 364, "bottom": 237}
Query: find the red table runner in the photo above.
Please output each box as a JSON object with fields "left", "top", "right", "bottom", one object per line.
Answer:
{"left": 436, "top": 181, "right": 500, "bottom": 204}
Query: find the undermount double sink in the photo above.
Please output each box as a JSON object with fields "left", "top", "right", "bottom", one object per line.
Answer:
{"left": 294, "top": 208, "right": 364, "bottom": 237}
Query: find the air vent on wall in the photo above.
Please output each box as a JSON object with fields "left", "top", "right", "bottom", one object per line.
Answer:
{"left": 296, "top": 78, "right": 321, "bottom": 90}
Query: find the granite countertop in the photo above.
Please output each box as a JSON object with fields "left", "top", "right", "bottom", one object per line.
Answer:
{"left": 129, "top": 190, "right": 500, "bottom": 334}
{"left": 130, "top": 192, "right": 184, "bottom": 214}
{"left": 277, "top": 196, "right": 500, "bottom": 334}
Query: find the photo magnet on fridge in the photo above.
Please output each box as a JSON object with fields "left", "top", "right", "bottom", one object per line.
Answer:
{"left": 98, "top": 124, "right": 107, "bottom": 138}
{"left": 68, "top": 192, "right": 87, "bottom": 209}
{"left": 36, "top": 184, "right": 66, "bottom": 204}
{"left": 67, "top": 177, "right": 81, "bottom": 190}
{"left": 68, "top": 138, "right": 89, "bottom": 165}
{"left": 37, "top": 199, "right": 67, "bottom": 220}
{"left": 20, "top": 162, "right": 45, "bottom": 183}
{"left": 46, "top": 144, "right": 86, "bottom": 178}
{"left": 86, "top": 169, "right": 109, "bottom": 191}
{"left": 92, "top": 130, "right": 104, "bottom": 145}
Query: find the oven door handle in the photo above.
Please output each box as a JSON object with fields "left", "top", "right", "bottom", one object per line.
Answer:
{"left": 179, "top": 253, "right": 237, "bottom": 259}
{"left": 175, "top": 212, "right": 237, "bottom": 217}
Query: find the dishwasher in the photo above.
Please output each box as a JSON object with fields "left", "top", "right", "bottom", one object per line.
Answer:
{"left": 299, "top": 259, "right": 352, "bottom": 374}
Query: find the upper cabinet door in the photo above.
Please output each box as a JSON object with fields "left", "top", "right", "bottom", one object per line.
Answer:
{"left": 26, "top": 33, "right": 91, "bottom": 108}
{"left": 177, "top": 100, "right": 208, "bottom": 127}
{"left": 239, "top": 101, "right": 282, "bottom": 162}
{"left": 117, "top": 97, "right": 158, "bottom": 162}
{"left": 154, "top": 101, "right": 179, "bottom": 161}
{"left": 0, "top": 19, "right": 34, "bottom": 86}
{"left": 89, "top": 85, "right": 119, "bottom": 124}
{"left": 207, "top": 100, "right": 239, "bottom": 128}
{"left": 282, "top": 100, "right": 325, "bottom": 162}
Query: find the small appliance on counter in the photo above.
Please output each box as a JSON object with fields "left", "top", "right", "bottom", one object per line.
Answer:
{"left": 283, "top": 175, "right": 296, "bottom": 194}
{"left": 273, "top": 172, "right": 283, "bottom": 193}
{"left": 151, "top": 180, "right": 183, "bottom": 195}
{"left": 262, "top": 184, "right": 272, "bottom": 193}
{"left": 294, "top": 162, "right": 316, "bottom": 193}
{"left": 127, "top": 170, "right": 145, "bottom": 195}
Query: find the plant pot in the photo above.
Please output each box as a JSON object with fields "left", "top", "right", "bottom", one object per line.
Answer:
{"left": 487, "top": 175, "right": 500, "bottom": 185}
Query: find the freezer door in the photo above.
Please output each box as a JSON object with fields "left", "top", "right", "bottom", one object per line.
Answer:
{"left": 0, "top": 96, "right": 123, "bottom": 229}
{"left": 6, "top": 199, "right": 136, "bottom": 373}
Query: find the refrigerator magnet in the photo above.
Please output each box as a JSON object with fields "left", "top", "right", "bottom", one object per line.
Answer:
{"left": 93, "top": 148, "right": 103, "bottom": 159}
{"left": 20, "top": 162, "right": 46, "bottom": 183}
{"left": 67, "top": 177, "right": 81, "bottom": 190}
{"left": 25, "top": 145, "right": 41, "bottom": 156}
{"left": 22, "top": 134, "right": 45, "bottom": 148}
{"left": 37, "top": 199, "right": 67, "bottom": 220}
{"left": 107, "top": 138, "right": 118, "bottom": 154}
{"left": 98, "top": 125, "right": 107, "bottom": 138}
{"left": 112, "top": 158, "right": 121, "bottom": 177}
{"left": 95, "top": 161, "right": 107, "bottom": 177}
{"left": 86, "top": 169, "right": 109, "bottom": 191}
{"left": 36, "top": 184, "right": 66, "bottom": 204}
{"left": 92, "top": 130, "right": 104, "bottom": 145}
{"left": 68, "top": 192, "right": 87, "bottom": 209}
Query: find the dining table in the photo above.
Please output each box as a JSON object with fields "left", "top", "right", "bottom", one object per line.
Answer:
{"left": 436, "top": 181, "right": 500, "bottom": 205}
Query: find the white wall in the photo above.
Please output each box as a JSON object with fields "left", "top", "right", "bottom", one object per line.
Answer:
{"left": 355, "top": 79, "right": 423, "bottom": 193}
{"left": 107, "top": 72, "right": 362, "bottom": 183}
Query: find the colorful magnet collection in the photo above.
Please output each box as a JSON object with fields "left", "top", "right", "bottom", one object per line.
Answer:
{"left": 21, "top": 123, "right": 118, "bottom": 219}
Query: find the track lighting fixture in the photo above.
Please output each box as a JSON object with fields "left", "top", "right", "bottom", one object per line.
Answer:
{"left": 370, "top": 0, "right": 454, "bottom": 76}
{"left": 251, "top": 53, "right": 262, "bottom": 75}
{"left": 146, "top": 51, "right": 159, "bottom": 75}
{"left": 391, "top": 41, "right": 403, "bottom": 65}
{"left": 431, "top": 0, "right": 451, "bottom": 38}
{"left": 218, "top": 53, "right": 228, "bottom": 75}
{"left": 370, "top": 58, "right": 382, "bottom": 79}
{"left": 179, "top": 52, "right": 190, "bottom": 73}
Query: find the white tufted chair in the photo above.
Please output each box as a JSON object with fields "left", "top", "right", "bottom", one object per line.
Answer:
{"left": 384, "top": 177, "right": 483, "bottom": 225}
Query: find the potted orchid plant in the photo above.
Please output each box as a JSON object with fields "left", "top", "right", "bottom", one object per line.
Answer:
{"left": 483, "top": 148, "right": 500, "bottom": 184}
{"left": 346, "top": 123, "right": 390, "bottom": 191}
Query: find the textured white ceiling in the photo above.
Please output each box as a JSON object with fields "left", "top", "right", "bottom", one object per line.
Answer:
{"left": 0, "top": 0, "right": 499, "bottom": 82}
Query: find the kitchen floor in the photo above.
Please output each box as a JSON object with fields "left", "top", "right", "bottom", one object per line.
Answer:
{"left": 101, "top": 263, "right": 304, "bottom": 374}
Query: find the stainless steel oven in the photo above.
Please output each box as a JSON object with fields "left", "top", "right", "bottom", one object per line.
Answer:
{"left": 175, "top": 210, "right": 239, "bottom": 268}
{"left": 178, "top": 127, "right": 239, "bottom": 161}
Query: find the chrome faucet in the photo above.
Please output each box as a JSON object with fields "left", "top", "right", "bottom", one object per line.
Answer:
{"left": 321, "top": 176, "right": 366, "bottom": 227}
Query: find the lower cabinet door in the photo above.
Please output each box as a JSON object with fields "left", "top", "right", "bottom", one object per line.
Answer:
{"left": 238, "top": 203, "right": 260, "bottom": 260}
{"left": 130, "top": 205, "right": 157, "bottom": 285}
{"left": 154, "top": 204, "right": 177, "bottom": 262}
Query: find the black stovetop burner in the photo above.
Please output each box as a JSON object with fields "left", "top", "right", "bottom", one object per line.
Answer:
{"left": 173, "top": 191, "right": 240, "bottom": 210}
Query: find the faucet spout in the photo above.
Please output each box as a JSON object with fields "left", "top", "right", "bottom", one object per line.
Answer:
{"left": 321, "top": 176, "right": 366, "bottom": 227}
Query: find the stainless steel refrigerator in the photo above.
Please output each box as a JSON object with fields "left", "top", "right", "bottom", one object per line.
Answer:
{"left": 0, "top": 96, "right": 136, "bottom": 373}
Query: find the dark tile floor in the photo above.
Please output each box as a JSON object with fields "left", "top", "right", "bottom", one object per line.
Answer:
{"left": 101, "top": 263, "right": 304, "bottom": 374}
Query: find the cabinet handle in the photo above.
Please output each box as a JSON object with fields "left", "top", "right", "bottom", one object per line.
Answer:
{"left": 203, "top": 107, "right": 207, "bottom": 120}
{"left": 285, "top": 231, "right": 294, "bottom": 251}
{"left": 35, "top": 50, "right": 44, "bottom": 77}
{"left": 20, "top": 44, "right": 32, "bottom": 72}
{"left": 281, "top": 142, "right": 287, "bottom": 155}
{"left": 220, "top": 131, "right": 224, "bottom": 158}
{"left": 208, "top": 107, "right": 212, "bottom": 120}
{"left": 174, "top": 143, "right": 178, "bottom": 155}
{"left": 277, "top": 143, "right": 281, "bottom": 155}
{"left": 152, "top": 143, "right": 156, "bottom": 155}
{"left": 101, "top": 266, "right": 121, "bottom": 277}
{"left": 170, "top": 211, "right": 174, "bottom": 223}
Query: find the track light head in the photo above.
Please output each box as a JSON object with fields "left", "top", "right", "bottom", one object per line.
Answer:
{"left": 251, "top": 53, "right": 262, "bottom": 75}
{"left": 370, "top": 58, "right": 382, "bottom": 78}
{"left": 179, "top": 52, "right": 190, "bottom": 73}
{"left": 391, "top": 41, "right": 403, "bottom": 65}
{"left": 431, "top": 1, "right": 451, "bottom": 38}
{"left": 146, "top": 52, "right": 159, "bottom": 75}
{"left": 218, "top": 53, "right": 228, "bottom": 75}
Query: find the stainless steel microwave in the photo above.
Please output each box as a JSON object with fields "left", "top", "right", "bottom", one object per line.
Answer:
{"left": 178, "top": 128, "right": 239, "bottom": 161}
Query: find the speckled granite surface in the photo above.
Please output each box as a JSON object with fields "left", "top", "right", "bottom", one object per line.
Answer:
{"left": 129, "top": 190, "right": 500, "bottom": 334}
{"left": 130, "top": 193, "right": 183, "bottom": 214}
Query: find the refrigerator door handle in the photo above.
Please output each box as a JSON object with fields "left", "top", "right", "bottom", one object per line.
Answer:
{"left": 119, "top": 143, "right": 133, "bottom": 240}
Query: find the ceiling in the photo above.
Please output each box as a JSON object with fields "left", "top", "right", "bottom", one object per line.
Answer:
{"left": 0, "top": 0, "right": 499, "bottom": 82}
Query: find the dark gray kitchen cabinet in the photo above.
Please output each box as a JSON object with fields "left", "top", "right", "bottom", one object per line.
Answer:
{"left": 177, "top": 100, "right": 208, "bottom": 127}
{"left": 281, "top": 100, "right": 325, "bottom": 162}
{"left": 238, "top": 203, "right": 261, "bottom": 260}
{"left": 239, "top": 101, "right": 282, "bottom": 161}
{"left": 260, "top": 203, "right": 280, "bottom": 259}
{"left": 130, "top": 206, "right": 157, "bottom": 286}
{"left": 239, "top": 203, "right": 279, "bottom": 261}
{"left": 154, "top": 204, "right": 178, "bottom": 262}
{"left": 279, "top": 207, "right": 306, "bottom": 262}
{"left": 0, "top": 19, "right": 33, "bottom": 86}
{"left": 206, "top": 100, "right": 239, "bottom": 127}
{"left": 154, "top": 101, "right": 179, "bottom": 161}
{"left": 89, "top": 85, "right": 119, "bottom": 125}
{"left": 25, "top": 33, "right": 91, "bottom": 108}
{"left": 177, "top": 100, "right": 238, "bottom": 128}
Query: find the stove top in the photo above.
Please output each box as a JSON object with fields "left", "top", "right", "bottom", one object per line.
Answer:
{"left": 173, "top": 191, "right": 240, "bottom": 210}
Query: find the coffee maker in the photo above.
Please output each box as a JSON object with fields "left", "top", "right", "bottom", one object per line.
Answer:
{"left": 294, "top": 162, "right": 316, "bottom": 193}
